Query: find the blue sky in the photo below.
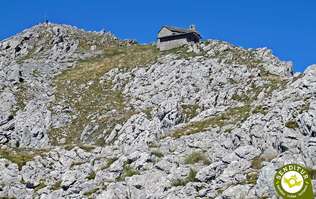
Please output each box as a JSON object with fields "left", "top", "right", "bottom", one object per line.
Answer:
{"left": 1, "top": 0, "right": 315, "bottom": 72}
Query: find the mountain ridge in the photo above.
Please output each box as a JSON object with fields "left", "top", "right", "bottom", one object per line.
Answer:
{"left": 0, "top": 23, "right": 315, "bottom": 199}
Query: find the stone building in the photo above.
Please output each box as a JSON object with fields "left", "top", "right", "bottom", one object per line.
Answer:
{"left": 157, "top": 25, "right": 201, "bottom": 51}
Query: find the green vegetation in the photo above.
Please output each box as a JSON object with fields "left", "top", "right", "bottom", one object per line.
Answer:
{"left": 243, "top": 172, "right": 259, "bottom": 185}
{"left": 31, "top": 69, "right": 41, "bottom": 77}
{"left": 143, "top": 107, "right": 153, "bottom": 120}
{"left": 16, "top": 45, "right": 39, "bottom": 64}
{"left": 206, "top": 42, "right": 262, "bottom": 68}
{"left": 172, "top": 105, "right": 252, "bottom": 138}
{"left": 162, "top": 46, "right": 201, "bottom": 59}
{"left": 51, "top": 180, "right": 62, "bottom": 190}
{"left": 171, "top": 169, "right": 197, "bottom": 187}
{"left": 184, "top": 151, "right": 210, "bottom": 165}
{"left": 13, "top": 83, "right": 28, "bottom": 115}
{"left": 285, "top": 120, "right": 299, "bottom": 129}
{"left": 263, "top": 76, "right": 288, "bottom": 95}
{"left": 50, "top": 44, "right": 159, "bottom": 146}
{"left": 151, "top": 150, "right": 164, "bottom": 158}
{"left": 251, "top": 156, "right": 265, "bottom": 170}
{"left": 116, "top": 162, "right": 140, "bottom": 181}
{"left": 58, "top": 45, "right": 159, "bottom": 83}
{"left": 232, "top": 87, "right": 258, "bottom": 103}
{"left": 34, "top": 180, "right": 47, "bottom": 192}
{"left": 252, "top": 105, "right": 269, "bottom": 115}
{"left": 84, "top": 188, "right": 99, "bottom": 198}
{"left": 0, "top": 148, "right": 46, "bottom": 170}
{"left": 79, "top": 145, "right": 95, "bottom": 152}
{"left": 76, "top": 28, "right": 119, "bottom": 52}
{"left": 106, "top": 157, "right": 118, "bottom": 168}
{"left": 86, "top": 171, "right": 96, "bottom": 180}
{"left": 181, "top": 104, "right": 200, "bottom": 120}
{"left": 64, "top": 145, "right": 76, "bottom": 151}
{"left": 20, "top": 178, "right": 26, "bottom": 184}
{"left": 292, "top": 73, "right": 304, "bottom": 83}
{"left": 70, "top": 161, "right": 86, "bottom": 168}
{"left": 147, "top": 142, "right": 160, "bottom": 148}
{"left": 231, "top": 93, "right": 252, "bottom": 103}
{"left": 170, "top": 72, "right": 288, "bottom": 139}
{"left": 298, "top": 98, "right": 311, "bottom": 114}
{"left": 99, "top": 157, "right": 118, "bottom": 170}
{"left": 232, "top": 73, "right": 288, "bottom": 105}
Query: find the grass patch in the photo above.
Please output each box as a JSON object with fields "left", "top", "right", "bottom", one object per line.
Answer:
{"left": 12, "top": 83, "right": 28, "bottom": 115}
{"left": 172, "top": 105, "right": 252, "bottom": 138}
{"left": 31, "top": 69, "right": 41, "bottom": 77}
{"left": 245, "top": 172, "right": 259, "bottom": 184}
{"left": 251, "top": 156, "right": 265, "bottom": 170}
{"left": 106, "top": 157, "right": 118, "bottom": 168}
{"left": 70, "top": 161, "right": 86, "bottom": 168}
{"left": 34, "top": 181, "right": 47, "bottom": 192}
{"left": 171, "top": 168, "right": 197, "bottom": 187}
{"left": 298, "top": 99, "right": 310, "bottom": 114}
{"left": 252, "top": 105, "right": 269, "bottom": 115}
{"left": 205, "top": 41, "right": 262, "bottom": 68}
{"left": 231, "top": 93, "right": 252, "bottom": 103}
{"left": 51, "top": 180, "right": 62, "bottom": 190}
{"left": 86, "top": 171, "right": 96, "bottom": 180}
{"left": 143, "top": 107, "right": 153, "bottom": 120}
{"left": 162, "top": 45, "right": 200, "bottom": 59}
{"left": 181, "top": 104, "right": 200, "bottom": 120}
{"left": 0, "top": 148, "right": 46, "bottom": 170}
{"left": 232, "top": 75, "right": 288, "bottom": 105}
{"left": 99, "top": 157, "right": 118, "bottom": 170}
{"left": 116, "top": 162, "right": 140, "bottom": 181}
{"left": 285, "top": 120, "right": 299, "bottom": 129}
{"left": 79, "top": 145, "right": 95, "bottom": 152}
{"left": 151, "top": 150, "right": 164, "bottom": 158}
{"left": 64, "top": 145, "right": 75, "bottom": 151}
{"left": 231, "top": 83, "right": 264, "bottom": 104}
{"left": 184, "top": 151, "right": 210, "bottom": 165}
{"left": 261, "top": 73, "right": 289, "bottom": 95}
{"left": 17, "top": 46, "right": 38, "bottom": 64}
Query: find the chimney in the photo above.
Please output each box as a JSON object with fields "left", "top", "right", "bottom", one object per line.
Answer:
{"left": 190, "top": 24, "right": 196, "bottom": 31}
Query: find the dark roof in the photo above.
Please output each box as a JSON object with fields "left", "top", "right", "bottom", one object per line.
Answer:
{"left": 158, "top": 26, "right": 201, "bottom": 39}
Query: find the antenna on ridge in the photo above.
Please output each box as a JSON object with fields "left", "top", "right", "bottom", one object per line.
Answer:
{"left": 44, "top": 13, "right": 49, "bottom": 25}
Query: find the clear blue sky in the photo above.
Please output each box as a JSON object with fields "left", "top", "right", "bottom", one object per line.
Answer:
{"left": 1, "top": 0, "right": 315, "bottom": 72}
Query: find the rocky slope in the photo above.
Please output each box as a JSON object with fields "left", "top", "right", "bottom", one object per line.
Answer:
{"left": 0, "top": 23, "right": 315, "bottom": 199}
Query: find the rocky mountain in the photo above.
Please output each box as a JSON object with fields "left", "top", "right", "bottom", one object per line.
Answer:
{"left": 0, "top": 23, "right": 315, "bottom": 199}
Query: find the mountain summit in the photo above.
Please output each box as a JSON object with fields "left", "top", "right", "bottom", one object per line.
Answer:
{"left": 0, "top": 23, "right": 315, "bottom": 199}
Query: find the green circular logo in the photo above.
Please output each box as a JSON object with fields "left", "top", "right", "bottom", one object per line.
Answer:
{"left": 274, "top": 164, "right": 313, "bottom": 199}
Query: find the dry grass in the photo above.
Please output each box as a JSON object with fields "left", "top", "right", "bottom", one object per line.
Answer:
{"left": 172, "top": 105, "right": 252, "bottom": 138}
{"left": 151, "top": 150, "right": 164, "bottom": 158}
{"left": 0, "top": 148, "right": 48, "bottom": 170}
{"left": 116, "top": 162, "right": 140, "bottom": 181}
{"left": 184, "top": 151, "right": 210, "bottom": 165}
{"left": 285, "top": 120, "right": 299, "bottom": 129}
{"left": 251, "top": 156, "right": 265, "bottom": 170}
{"left": 181, "top": 104, "right": 200, "bottom": 120}
{"left": 50, "top": 45, "right": 159, "bottom": 145}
